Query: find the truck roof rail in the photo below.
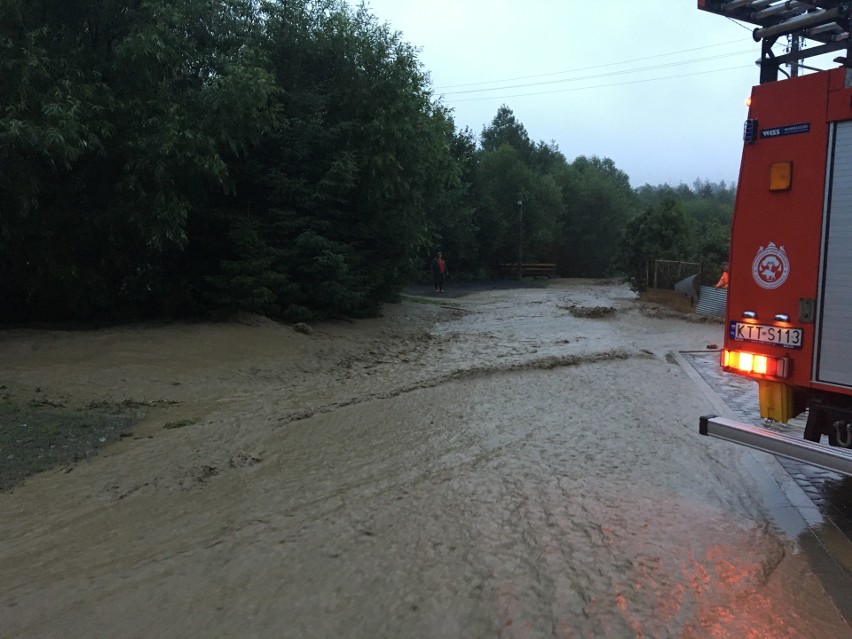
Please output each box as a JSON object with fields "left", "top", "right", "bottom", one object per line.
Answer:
{"left": 698, "top": 1, "right": 852, "bottom": 82}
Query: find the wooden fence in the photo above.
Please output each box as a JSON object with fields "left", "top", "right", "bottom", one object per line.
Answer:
{"left": 497, "top": 263, "right": 558, "bottom": 278}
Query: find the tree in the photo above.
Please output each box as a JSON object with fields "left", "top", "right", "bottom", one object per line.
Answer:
{"left": 474, "top": 145, "right": 531, "bottom": 266}
{"left": 480, "top": 106, "right": 534, "bottom": 158}
{"left": 426, "top": 125, "right": 480, "bottom": 275}
{"left": 0, "top": 0, "right": 276, "bottom": 321}
{"left": 611, "top": 198, "right": 695, "bottom": 292}
{"left": 555, "top": 156, "right": 635, "bottom": 277}
{"left": 630, "top": 180, "right": 734, "bottom": 285}
{"left": 1, "top": 0, "right": 469, "bottom": 322}
{"left": 197, "top": 0, "right": 461, "bottom": 319}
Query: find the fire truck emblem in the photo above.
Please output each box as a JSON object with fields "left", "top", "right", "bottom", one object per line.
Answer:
{"left": 752, "top": 243, "right": 790, "bottom": 289}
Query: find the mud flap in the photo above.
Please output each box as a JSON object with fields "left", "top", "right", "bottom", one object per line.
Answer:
{"left": 757, "top": 380, "right": 794, "bottom": 423}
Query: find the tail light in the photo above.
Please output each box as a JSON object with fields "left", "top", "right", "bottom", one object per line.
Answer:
{"left": 722, "top": 349, "right": 792, "bottom": 378}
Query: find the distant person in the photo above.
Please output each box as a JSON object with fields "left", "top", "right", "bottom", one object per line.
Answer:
{"left": 715, "top": 262, "right": 729, "bottom": 289}
{"left": 431, "top": 251, "right": 447, "bottom": 293}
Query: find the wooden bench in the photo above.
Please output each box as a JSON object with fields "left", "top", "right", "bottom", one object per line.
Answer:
{"left": 498, "top": 263, "right": 558, "bottom": 278}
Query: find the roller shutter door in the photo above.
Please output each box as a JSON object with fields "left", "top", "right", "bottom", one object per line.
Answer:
{"left": 817, "top": 120, "right": 852, "bottom": 388}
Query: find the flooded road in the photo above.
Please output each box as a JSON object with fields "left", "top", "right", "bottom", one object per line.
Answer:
{"left": 1, "top": 280, "right": 850, "bottom": 637}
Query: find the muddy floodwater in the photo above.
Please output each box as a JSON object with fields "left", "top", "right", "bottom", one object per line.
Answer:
{"left": 1, "top": 280, "right": 850, "bottom": 638}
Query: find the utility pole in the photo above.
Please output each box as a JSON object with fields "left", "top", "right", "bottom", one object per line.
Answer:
{"left": 517, "top": 193, "right": 524, "bottom": 280}
{"left": 789, "top": 33, "right": 801, "bottom": 77}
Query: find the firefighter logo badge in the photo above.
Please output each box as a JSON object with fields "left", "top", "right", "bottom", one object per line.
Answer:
{"left": 752, "top": 243, "right": 790, "bottom": 289}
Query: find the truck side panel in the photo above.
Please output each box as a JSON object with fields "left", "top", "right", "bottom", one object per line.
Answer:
{"left": 817, "top": 120, "right": 852, "bottom": 389}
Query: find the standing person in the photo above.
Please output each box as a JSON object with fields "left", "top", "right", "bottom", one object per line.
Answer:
{"left": 715, "top": 262, "right": 729, "bottom": 289}
{"left": 431, "top": 251, "right": 447, "bottom": 293}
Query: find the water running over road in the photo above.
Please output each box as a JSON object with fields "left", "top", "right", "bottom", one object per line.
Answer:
{"left": 1, "top": 281, "right": 848, "bottom": 637}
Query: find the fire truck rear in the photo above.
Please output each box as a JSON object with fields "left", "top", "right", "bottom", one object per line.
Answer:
{"left": 697, "top": 1, "right": 852, "bottom": 476}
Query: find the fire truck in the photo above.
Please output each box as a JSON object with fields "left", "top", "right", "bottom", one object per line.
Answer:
{"left": 697, "top": 0, "right": 852, "bottom": 476}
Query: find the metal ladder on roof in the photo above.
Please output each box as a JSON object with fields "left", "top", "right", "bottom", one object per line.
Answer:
{"left": 698, "top": 0, "right": 852, "bottom": 82}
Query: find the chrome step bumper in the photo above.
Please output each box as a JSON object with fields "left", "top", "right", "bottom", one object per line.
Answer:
{"left": 700, "top": 415, "right": 852, "bottom": 477}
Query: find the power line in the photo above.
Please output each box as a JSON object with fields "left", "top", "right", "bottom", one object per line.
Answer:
{"left": 439, "top": 50, "right": 757, "bottom": 96}
{"left": 434, "top": 38, "right": 753, "bottom": 91}
{"left": 726, "top": 16, "right": 756, "bottom": 32}
{"left": 443, "top": 64, "right": 755, "bottom": 103}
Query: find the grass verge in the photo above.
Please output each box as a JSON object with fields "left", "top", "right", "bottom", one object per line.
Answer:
{"left": 0, "top": 401, "right": 136, "bottom": 491}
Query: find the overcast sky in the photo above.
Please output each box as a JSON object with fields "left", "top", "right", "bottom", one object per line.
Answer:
{"left": 353, "top": 0, "right": 824, "bottom": 188}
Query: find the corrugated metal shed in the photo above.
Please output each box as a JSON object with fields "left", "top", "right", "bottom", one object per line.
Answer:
{"left": 674, "top": 274, "right": 700, "bottom": 304}
{"left": 696, "top": 286, "right": 727, "bottom": 318}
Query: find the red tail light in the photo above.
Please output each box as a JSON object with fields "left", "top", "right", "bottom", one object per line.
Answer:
{"left": 722, "top": 349, "right": 792, "bottom": 378}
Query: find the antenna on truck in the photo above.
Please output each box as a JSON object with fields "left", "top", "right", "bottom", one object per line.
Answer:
{"left": 698, "top": 0, "right": 852, "bottom": 83}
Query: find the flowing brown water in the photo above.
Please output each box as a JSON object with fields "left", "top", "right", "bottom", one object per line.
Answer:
{"left": 1, "top": 281, "right": 848, "bottom": 637}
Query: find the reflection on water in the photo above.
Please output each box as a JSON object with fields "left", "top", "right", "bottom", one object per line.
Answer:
{"left": 805, "top": 473, "right": 852, "bottom": 535}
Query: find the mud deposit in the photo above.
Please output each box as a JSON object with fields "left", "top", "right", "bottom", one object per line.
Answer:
{"left": 1, "top": 280, "right": 849, "bottom": 638}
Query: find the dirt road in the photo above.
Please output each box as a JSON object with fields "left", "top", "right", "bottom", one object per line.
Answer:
{"left": 1, "top": 280, "right": 848, "bottom": 637}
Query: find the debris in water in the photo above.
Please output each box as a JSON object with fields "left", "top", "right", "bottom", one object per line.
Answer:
{"left": 293, "top": 323, "right": 313, "bottom": 335}
{"left": 561, "top": 305, "right": 617, "bottom": 318}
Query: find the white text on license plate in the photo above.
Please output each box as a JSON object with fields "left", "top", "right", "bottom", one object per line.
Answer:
{"left": 729, "top": 322, "right": 803, "bottom": 348}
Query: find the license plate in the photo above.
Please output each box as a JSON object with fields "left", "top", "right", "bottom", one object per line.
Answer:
{"left": 729, "top": 322, "right": 803, "bottom": 348}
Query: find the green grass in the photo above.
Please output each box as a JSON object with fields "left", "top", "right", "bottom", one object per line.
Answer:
{"left": 0, "top": 403, "right": 136, "bottom": 490}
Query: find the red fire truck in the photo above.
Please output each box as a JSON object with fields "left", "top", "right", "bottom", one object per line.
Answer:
{"left": 697, "top": 1, "right": 852, "bottom": 476}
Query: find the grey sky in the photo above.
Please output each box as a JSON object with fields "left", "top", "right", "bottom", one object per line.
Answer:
{"left": 356, "top": 1, "right": 820, "bottom": 188}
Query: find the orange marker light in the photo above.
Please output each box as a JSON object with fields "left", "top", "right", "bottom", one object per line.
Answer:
{"left": 746, "top": 96, "right": 752, "bottom": 107}
{"left": 770, "top": 162, "right": 793, "bottom": 191}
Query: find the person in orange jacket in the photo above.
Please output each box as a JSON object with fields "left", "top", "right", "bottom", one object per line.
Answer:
{"left": 715, "top": 262, "right": 729, "bottom": 288}
{"left": 431, "top": 251, "right": 447, "bottom": 293}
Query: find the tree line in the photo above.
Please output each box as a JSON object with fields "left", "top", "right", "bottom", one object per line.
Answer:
{"left": 1, "top": 0, "right": 733, "bottom": 323}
